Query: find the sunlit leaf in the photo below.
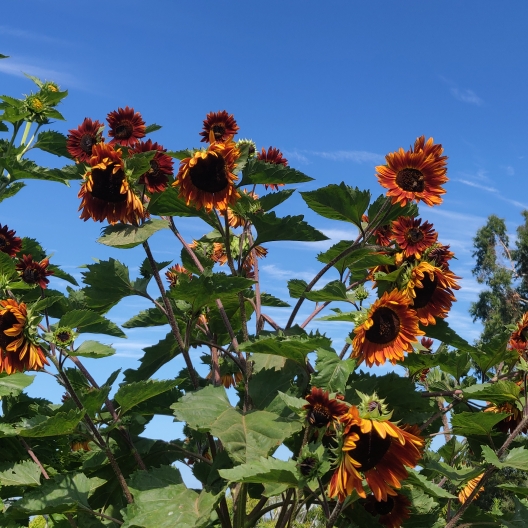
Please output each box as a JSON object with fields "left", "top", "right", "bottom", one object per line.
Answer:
{"left": 97, "top": 219, "right": 169, "bottom": 249}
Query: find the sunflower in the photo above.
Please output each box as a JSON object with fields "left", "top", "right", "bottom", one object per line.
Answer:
{"left": 485, "top": 399, "right": 526, "bottom": 434}
{"left": 425, "top": 243, "right": 455, "bottom": 269}
{"left": 199, "top": 110, "right": 240, "bottom": 143}
{"left": 131, "top": 139, "right": 173, "bottom": 193}
{"left": 303, "top": 387, "right": 349, "bottom": 429}
{"left": 173, "top": 140, "right": 240, "bottom": 212}
{"left": 404, "top": 261, "right": 460, "bottom": 325}
{"left": 242, "top": 245, "right": 268, "bottom": 279}
{"left": 107, "top": 106, "right": 146, "bottom": 146}
{"left": 16, "top": 255, "right": 53, "bottom": 289}
{"left": 257, "top": 147, "right": 288, "bottom": 191}
{"left": 362, "top": 215, "right": 393, "bottom": 247}
{"left": 363, "top": 492, "right": 411, "bottom": 528}
{"left": 165, "top": 263, "right": 192, "bottom": 287}
{"left": 458, "top": 474, "right": 484, "bottom": 504}
{"left": 67, "top": 118, "right": 104, "bottom": 162}
{"left": 376, "top": 136, "right": 448, "bottom": 207}
{"left": 0, "top": 224, "right": 22, "bottom": 257}
{"left": 226, "top": 190, "right": 259, "bottom": 228}
{"left": 0, "top": 299, "right": 48, "bottom": 375}
{"left": 352, "top": 290, "right": 423, "bottom": 367}
{"left": 391, "top": 217, "right": 438, "bottom": 259}
{"left": 78, "top": 143, "right": 147, "bottom": 225}
{"left": 509, "top": 313, "right": 528, "bottom": 353}
{"left": 206, "top": 370, "right": 244, "bottom": 389}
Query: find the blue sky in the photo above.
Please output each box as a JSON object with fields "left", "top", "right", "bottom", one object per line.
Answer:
{"left": 2, "top": 1, "right": 528, "bottom": 482}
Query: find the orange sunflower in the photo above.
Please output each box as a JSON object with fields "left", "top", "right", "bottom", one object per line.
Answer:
{"left": 78, "top": 143, "right": 147, "bottom": 225}
{"left": 257, "top": 147, "right": 288, "bottom": 191}
{"left": 67, "top": 118, "right": 104, "bottom": 162}
{"left": 426, "top": 243, "right": 455, "bottom": 269}
{"left": 16, "top": 255, "right": 54, "bottom": 289}
{"left": 0, "top": 224, "right": 22, "bottom": 257}
{"left": 0, "top": 299, "right": 48, "bottom": 374}
{"left": 458, "top": 473, "right": 484, "bottom": 504}
{"left": 509, "top": 313, "right": 528, "bottom": 353}
{"left": 363, "top": 492, "right": 411, "bottom": 528}
{"left": 131, "top": 139, "right": 173, "bottom": 193}
{"left": 376, "top": 136, "right": 448, "bottom": 207}
{"left": 404, "top": 261, "right": 460, "bottom": 325}
{"left": 107, "top": 106, "right": 146, "bottom": 147}
{"left": 352, "top": 290, "right": 423, "bottom": 367}
{"left": 173, "top": 140, "right": 240, "bottom": 212}
{"left": 303, "top": 387, "right": 349, "bottom": 429}
{"left": 199, "top": 110, "right": 239, "bottom": 143}
{"left": 362, "top": 215, "right": 393, "bottom": 247}
{"left": 165, "top": 263, "right": 192, "bottom": 287}
{"left": 391, "top": 217, "right": 438, "bottom": 259}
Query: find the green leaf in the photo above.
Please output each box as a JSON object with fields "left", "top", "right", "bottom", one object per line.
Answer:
{"left": 258, "top": 188, "right": 296, "bottom": 211}
{"left": 405, "top": 469, "right": 457, "bottom": 499}
{"left": 97, "top": 219, "right": 169, "bottom": 249}
{"left": 451, "top": 412, "right": 511, "bottom": 437}
{"left": 0, "top": 372, "right": 34, "bottom": 396}
{"left": 0, "top": 460, "right": 41, "bottom": 487}
{"left": 172, "top": 385, "right": 302, "bottom": 463}
{"left": 250, "top": 211, "right": 328, "bottom": 245}
{"left": 470, "top": 331, "right": 518, "bottom": 375}
{"left": 463, "top": 381, "right": 521, "bottom": 405}
{"left": 58, "top": 309, "right": 126, "bottom": 338}
{"left": 125, "top": 150, "right": 156, "bottom": 178}
{"left": 218, "top": 457, "right": 298, "bottom": 490}
{"left": 287, "top": 279, "right": 308, "bottom": 299}
{"left": 145, "top": 123, "right": 162, "bottom": 134}
{"left": 301, "top": 183, "right": 370, "bottom": 226}
{"left": 0, "top": 182, "right": 25, "bottom": 203}
{"left": 48, "top": 264, "right": 78, "bottom": 286}
{"left": 305, "top": 280, "right": 348, "bottom": 302}
{"left": 260, "top": 292, "right": 290, "bottom": 307}
{"left": 0, "top": 251, "right": 17, "bottom": 279}
{"left": 501, "top": 497, "right": 528, "bottom": 527}
{"left": 33, "top": 130, "right": 69, "bottom": 157}
{"left": 497, "top": 484, "right": 528, "bottom": 497}
{"left": 367, "top": 194, "right": 418, "bottom": 226}
{"left": 115, "top": 379, "right": 179, "bottom": 415}
{"left": 482, "top": 445, "right": 528, "bottom": 471}
{"left": 423, "top": 319, "right": 478, "bottom": 354}
{"left": 122, "top": 306, "right": 167, "bottom": 328}
{"left": 317, "top": 244, "right": 393, "bottom": 276}
{"left": 71, "top": 340, "right": 115, "bottom": 359}
{"left": 239, "top": 158, "right": 313, "bottom": 187}
{"left": 436, "top": 349, "right": 471, "bottom": 380}
{"left": 426, "top": 459, "right": 484, "bottom": 487}
{"left": 312, "top": 348, "right": 355, "bottom": 393}
{"left": 165, "top": 149, "right": 193, "bottom": 160}
{"left": 18, "top": 410, "right": 84, "bottom": 437}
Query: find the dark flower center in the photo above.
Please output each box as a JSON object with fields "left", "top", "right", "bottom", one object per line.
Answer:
{"left": 22, "top": 267, "right": 40, "bottom": 284}
{"left": 0, "top": 311, "right": 17, "bottom": 349}
{"left": 374, "top": 497, "right": 395, "bottom": 515}
{"left": 212, "top": 124, "right": 226, "bottom": 140}
{"left": 412, "top": 274, "right": 438, "bottom": 309}
{"left": 114, "top": 121, "right": 133, "bottom": 139}
{"left": 148, "top": 159, "right": 160, "bottom": 176}
{"left": 190, "top": 153, "right": 228, "bottom": 193}
{"left": 0, "top": 235, "right": 7, "bottom": 251}
{"left": 365, "top": 307, "right": 401, "bottom": 344}
{"left": 308, "top": 403, "right": 331, "bottom": 428}
{"left": 56, "top": 331, "right": 72, "bottom": 343}
{"left": 91, "top": 167, "right": 127, "bottom": 203}
{"left": 299, "top": 457, "right": 317, "bottom": 476}
{"left": 80, "top": 134, "right": 95, "bottom": 155}
{"left": 368, "top": 401, "right": 382, "bottom": 413}
{"left": 406, "top": 227, "right": 424, "bottom": 244}
{"left": 348, "top": 426, "right": 392, "bottom": 471}
{"left": 396, "top": 168, "right": 425, "bottom": 192}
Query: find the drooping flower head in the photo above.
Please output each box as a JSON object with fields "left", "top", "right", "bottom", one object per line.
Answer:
{"left": 173, "top": 140, "right": 240, "bottom": 212}
{"left": 391, "top": 217, "right": 438, "bottom": 259}
{"left": 107, "top": 106, "right": 146, "bottom": 147}
{"left": 458, "top": 474, "right": 485, "bottom": 504}
{"left": 199, "top": 110, "right": 239, "bottom": 143}
{"left": 0, "top": 299, "right": 48, "bottom": 374}
{"left": 0, "top": 224, "right": 22, "bottom": 257}
{"left": 67, "top": 118, "right": 104, "bottom": 162}
{"left": 257, "top": 147, "right": 288, "bottom": 191}
{"left": 131, "top": 139, "right": 173, "bottom": 193}
{"left": 425, "top": 243, "right": 455, "bottom": 269}
{"left": 78, "top": 143, "right": 147, "bottom": 225}
{"left": 376, "top": 136, "right": 448, "bottom": 207}
{"left": 303, "top": 387, "right": 349, "bottom": 429}
{"left": 352, "top": 290, "right": 424, "bottom": 367}
{"left": 363, "top": 493, "right": 412, "bottom": 528}
{"left": 165, "top": 263, "right": 192, "bottom": 287}
{"left": 16, "top": 255, "right": 53, "bottom": 289}
{"left": 509, "top": 313, "right": 528, "bottom": 353}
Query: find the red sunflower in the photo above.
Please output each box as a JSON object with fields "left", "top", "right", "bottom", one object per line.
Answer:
{"left": 107, "top": 106, "right": 146, "bottom": 147}
{"left": 131, "top": 139, "right": 173, "bottom": 193}
{"left": 173, "top": 140, "right": 240, "bottom": 212}
{"left": 0, "top": 224, "right": 22, "bottom": 257}
{"left": 303, "top": 387, "right": 349, "bottom": 429}
{"left": 376, "top": 136, "right": 448, "bottom": 207}
{"left": 426, "top": 243, "right": 455, "bottom": 269}
{"left": 257, "top": 147, "right": 288, "bottom": 191}
{"left": 363, "top": 492, "right": 411, "bottom": 528}
{"left": 0, "top": 299, "right": 48, "bottom": 375}
{"left": 199, "top": 110, "right": 240, "bottom": 143}
{"left": 391, "top": 217, "right": 438, "bottom": 259}
{"left": 67, "top": 118, "right": 104, "bottom": 162}
{"left": 16, "top": 255, "right": 54, "bottom": 289}
{"left": 78, "top": 143, "right": 147, "bottom": 225}
{"left": 352, "top": 290, "right": 424, "bottom": 367}
{"left": 404, "top": 261, "right": 460, "bottom": 325}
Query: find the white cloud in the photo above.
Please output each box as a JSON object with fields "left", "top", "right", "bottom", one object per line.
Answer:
{"left": 282, "top": 150, "right": 311, "bottom": 165}
{"left": 450, "top": 87, "right": 483, "bottom": 106}
{"left": 0, "top": 59, "right": 78, "bottom": 87}
{"left": 455, "top": 179, "right": 528, "bottom": 209}
{"left": 0, "top": 26, "right": 68, "bottom": 45}
{"left": 310, "top": 150, "right": 384, "bottom": 164}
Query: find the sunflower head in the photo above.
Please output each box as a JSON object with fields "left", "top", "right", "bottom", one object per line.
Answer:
{"left": 199, "top": 110, "right": 239, "bottom": 143}
{"left": 53, "top": 327, "right": 76, "bottom": 348}
{"left": 363, "top": 492, "right": 411, "bottom": 528}
{"left": 16, "top": 255, "right": 53, "bottom": 289}
{"left": 458, "top": 474, "right": 484, "bottom": 504}
{"left": 67, "top": 118, "right": 105, "bottom": 162}
{"left": 131, "top": 139, "right": 173, "bottom": 193}
{"left": 107, "top": 106, "right": 146, "bottom": 146}
{"left": 0, "top": 224, "right": 22, "bottom": 257}
{"left": 509, "top": 313, "right": 528, "bottom": 353}
{"left": 25, "top": 93, "right": 46, "bottom": 114}
{"left": 236, "top": 138, "right": 257, "bottom": 158}
{"left": 303, "top": 386, "right": 349, "bottom": 429}
{"left": 391, "top": 216, "right": 438, "bottom": 259}
{"left": 424, "top": 243, "right": 455, "bottom": 268}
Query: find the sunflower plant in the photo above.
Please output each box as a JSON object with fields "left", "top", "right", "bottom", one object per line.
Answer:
{"left": 2, "top": 63, "right": 528, "bottom": 528}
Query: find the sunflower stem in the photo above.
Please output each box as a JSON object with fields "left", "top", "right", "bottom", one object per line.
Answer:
{"left": 326, "top": 499, "right": 344, "bottom": 527}
{"left": 19, "top": 120, "right": 32, "bottom": 147}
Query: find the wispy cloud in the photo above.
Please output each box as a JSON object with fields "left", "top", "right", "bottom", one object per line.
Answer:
{"left": 310, "top": 150, "right": 384, "bottom": 164}
{"left": 0, "top": 26, "right": 68, "bottom": 45}
{"left": 0, "top": 58, "right": 79, "bottom": 87}
{"left": 260, "top": 263, "right": 316, "bottom": 282}
{"left": 455, "top": 179, "right": 528, "bottom": 209}
{"left": 440, "top": 76, "right": 484, "bottom": 106}
{"left": 282, "top": 150, "right": 311, "bottom": 165}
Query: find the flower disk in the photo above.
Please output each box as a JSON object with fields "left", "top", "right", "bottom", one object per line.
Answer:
{"left": 67, "top": 118, "right": 104, "bottom": 162}
{"left": 352, "top": 290, "right": 423, "bottom": 367}
{"left": 199, "top": 110, "right": 239, "bottom": 143}
{"left": 391, "top": 216, "right": 438, "bottom": 259}
{"left": 0, "top": 224, "right": 22, "bottom": 257}
{"left": 107, "top": 106, "right": 146, "bottom": 146}
{"left": 16, "top": 255, "right": 53, "bottom": 289}
{"left": 131, "top": 139, "right": 173, "bottom": 193}
{"left": 173, "top": 141, "right": 240, "bottom": 212}
{"left": 376, "top": 136, "right": 448, "bottom": 207}
{"left": 303, "top": 387, "right": 349, "bottom": 429}
{"left": 363, "top": 492, "right": 411, "bottom": 528}
{"left": 78, "top": 143, "right": 147, "bottom": 225}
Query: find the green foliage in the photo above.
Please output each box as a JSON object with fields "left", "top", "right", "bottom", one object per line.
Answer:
{"left": 97, "top": 219, "right": 169, "bottom": 249}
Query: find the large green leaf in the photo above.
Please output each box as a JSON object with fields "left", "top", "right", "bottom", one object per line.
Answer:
{"left": 58, "top": 309, "right": 126, "bottom": 338}
{"left": 501, "top": 497, "right": 528, "bottom": 527}
{"left": 470, "top": 331, "right": 519, "bottom": 375}
{"left": 18, "top": 410, "right": 84, "bottom": 438}
{"left": 0, "top": 460, "right": 41, "bottom": 487}
{"left": 250, "top": 211, "right": 328, "bottom": 245}
{"left": 451, "top": 412, "right": 511, "bottom": 437}
{"left": 482, "top": 445, "right": 528, "bottom": 471}
{"left": 367, "top": 194, "right": 418, "bottom": 226}
{"left": 258, "top": 188, "right": 296, "bottom": 211}
{"left": 71, "top": 340, "right": 116, "bottom": 359}
{"left": 305, "top": 280, "right": 349, "bottom": 302}
{"left": 423, "top": 319, "right": 478, "bottom": 354}
{"left": 239, "top": 159, "right": 313, "bottom": 187}
{"left": 0, "top": 372, "right": 34, "bottom": 397}
{"left": 463, "top": 381, "right": 521, "bottom": 405}
{"left": 311, "top": 348, "right": 355, "bottom": 394}
{"left": 426, "top": 460, "right": 484, "bottom": 487}
{"left": 172, "top": 385, "right": 302, "bottom": 463}
{"left": 301, "top": 183, "right": 370, "bottom": 226}
{"left": 436, "top": 349, "right": 471, "bottom": 380}
{"left": 317, "top": 244, "right": 393, "bottom": 276}
{"left": 405, "top": 469, "right": 456, "bottom": 499}
{"left": 115, "top": 379, "right": 179, "bottom": 415}
{"left": 122, "top": 306, "right": 167, "bottom": 328}
{"left": 97, "top": 220, "right": 169, "bottom": 249}
{"left": 33, "top": 130, "right": 69, "bottom": 158}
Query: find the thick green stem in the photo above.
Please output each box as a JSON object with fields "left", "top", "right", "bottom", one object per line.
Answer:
{"left": 232, "top": 483, "right": 248, "bottom": 528}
